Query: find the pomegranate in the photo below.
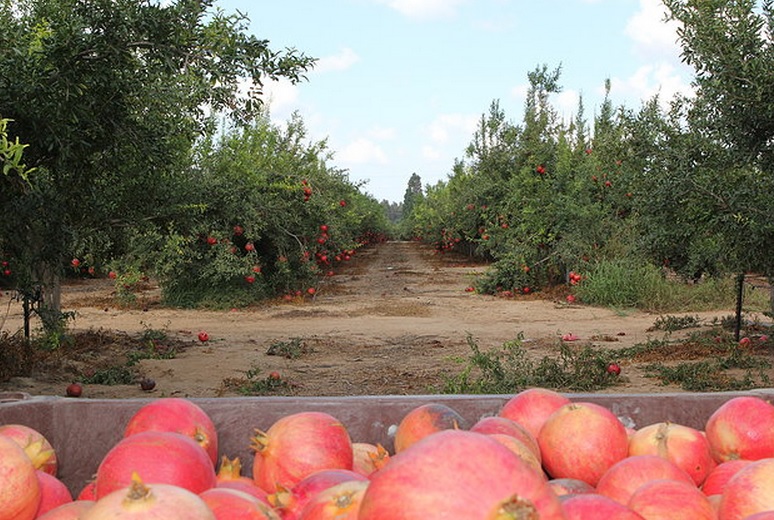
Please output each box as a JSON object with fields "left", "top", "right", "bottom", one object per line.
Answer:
{"left": 627, "top": 478, "right": 716, "bottom": 520}
{"left": 717, "top": 457, "right": 774, "bottom": 519}
{"left": 216, "top": 457, "right": 270, "bottom": 503}
{"left": 77, "top": 481, "right": 97, "bottom": 501}
{"left": 199, "top": 487, "right": 280, "bottom": 520}
{"left": 124, "top": 398, "right": 219, "bottom": 464}
{"left": 0, "top": 435, "right": 41, "bottom": 520}
{"left": 351, "top": 442, "right": 390, "bottom": 476}
{"left": 701, "top": 459, "right": 753, "bottom": 496}
{"left": 95, "top": 431, "right": 217, "bottom": 499}
{"left": 0, "top": 424, "right": 58, "bottom": 475}
{"left": 562, "top": 494, "right": 645, "bottom": 520}
{"left": 269, "top": 469, "right": 367, "bottom": 520}
{"left": 498, "top": 387, "right": 571, "bottom": 440}
{"left": 705, "top": 396, "right": 774, "bottom": 463}
{"left": 297, "top": 480, "right": 368, "bottom": 520}
{"left": 596, "top": 454, "right": 695, "bottom": 505}
{"left": 35, "top": 470, "right": 73, "bottom": 517}
{"left": 469, "top": 415, "right": 540, "bottom": 460}
{"left": 538, "top": 401, "right": 629, "bottom": 486}
{"left": 35, "top": 501, "right": 95, "bottom": 520}
{"left": 393, "top": 402, "right": 468, "bottom": 453}
{"left": 81, "top": 474, "right": 215, "bottom": 520}
{"left": 628, "top": 421, "right": 715, "bottom": 486}
{"left": 251, "top": 412, "right": 353, "bottom": 493}
{"left": 487, "top": 433, "right": 544, "bottom": 475}
{"left": 359, "top": 430, "right": 565, "bottom": 519}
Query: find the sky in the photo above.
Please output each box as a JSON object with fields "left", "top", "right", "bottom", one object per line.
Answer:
{"left": 217, "top": 0, "right": 696, "bottom": 203}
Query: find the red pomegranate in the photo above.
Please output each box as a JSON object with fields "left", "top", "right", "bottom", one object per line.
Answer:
{"left": 717, "top": 458, "right": 774, "bottom": 519}
{"left": 297, "top": 480, "right": 368, "bottom": 520}
{"left": 562, "top": 494, "right": 645, "bottom": 520}
{"left": 0, "top": 424, "right": 58, "bottom": 476}
{"left": 34, "top": 500, "right": 95, "bottom": 520}
{"left": 124, "top": 398, "right": 219, "bottom": 465}
{"left": 596, "top": 454, "right": 695, "bottom": 505}
{"left": 393, "top": 402, "right": 468, "bottom": 453}
{"left": 199, "top": 487, "right": 280, "bottom": 520}
{"left": 498, "top": 387, "right": 571, "bottom": 440}
{"left": 0, "top": 435, "right": 41, "bottom": 520}
{"left": 358, "top": 430, "right": 565, "bottom": 519}
{"left": 251, "top": 412, "right": 353, "bottom": 493}
{"left": 627, "top": 478, "right": 715, "bottom": 520}
{"left": 81, "top": 474, "right": 215, "bottom": 519}
{"left": 216, "top": 457, "right": 270, "bottom": 504}
{"left": 95, "top": 431, "right": 217, "bottom": 499}
{"left": 34, "top": 470, "right": 73, "bottom": 517}
{"left": 628, "top": 421, "right": 716, "bottom": 486}
{"left": 470, "top": 415, "right": 540, "bottom": 460}
{"left": 701, "top": 459, "right": 753, "bottom": 496}
{"left": 269, "top": 469, "right": 367, "bottom": 520}
{"left": 538, "top": 402, "right": 629, "bottom": 486}
{"left": 351, "top": 442, "right": 390, "bottom": 476}
{"left": 546, "top": 478, "right": 595, "bottom": 497}
{"left": 76, "top": 481, "right": 97, "bottom": 501}
{"left": 705, "top": 396, "right": 774, "bottom": 462}
{"left": 487, "top": 433, "right": 544, "bottom": 475}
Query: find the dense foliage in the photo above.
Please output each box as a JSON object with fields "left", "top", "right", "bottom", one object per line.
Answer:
{"left": 402, "top": 2, "right": 774, "bottom": 305}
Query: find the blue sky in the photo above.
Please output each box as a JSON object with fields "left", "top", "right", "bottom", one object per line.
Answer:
{"left": 218, "top": 0, "right": 695, "bottom": 203}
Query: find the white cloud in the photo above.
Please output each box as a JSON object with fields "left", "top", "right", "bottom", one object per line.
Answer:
{"left": 554, "top": 89, "right": 581, "bottom": 121}
{"left": 609, "top": 63, "right": 694, "bottom": 108}
{"left": 260, "top": 78, "right": 301, "bottom": 120}
{"left": 426, "top": 113, "right": 479, "bottom": 144}
{"left": 422, "top": 145, "right": 442, "bottom": 160}
{"left": 377, "top": 0, "right": 467, "bottom": 20}
{"left": 337, "top": 138, "right": 388, "bottom": 165}
{"left": 313, "top": 48, "right": 360, "bottom": 74}
{"left": 367, "top": 126, "right": 397, "bottom": 141}
{"left": 625, "top": 0, "right": 683, "bottom": 59}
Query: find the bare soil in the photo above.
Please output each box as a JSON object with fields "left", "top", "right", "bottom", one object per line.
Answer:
{"left": 0, "top": 241, "right": 769, "bottom": 399}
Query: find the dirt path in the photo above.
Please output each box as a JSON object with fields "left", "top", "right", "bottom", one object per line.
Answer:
{"left": 0, "top": 241, "right": 737, "bottom": 398}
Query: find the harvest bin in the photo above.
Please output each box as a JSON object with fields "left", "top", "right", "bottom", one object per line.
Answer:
{"left": 2, "top": 389, "right": 774, "bottom": 495}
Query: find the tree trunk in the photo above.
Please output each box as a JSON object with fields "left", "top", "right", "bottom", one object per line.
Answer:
{"left": 33, "top": 260, "right": 62, "bottom": 333}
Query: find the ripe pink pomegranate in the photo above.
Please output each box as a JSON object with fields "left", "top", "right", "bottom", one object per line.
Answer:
{"left": 216, "top": 457, "right": 270, "bottom": 504}
{"left": 81, "top": 475, "right": 215, "bottom": 520}
{"left": 701, "top": 459, "right": 753, "bottom": 496}
{"left": 487, "top": 433, "right": 544, "bottom": 475}
{"left": 628, "top": 421, "right": 715, "bottom": 486}
{"left": 351, "top": 442, "right": 390, "bottom": 476}
{"left": 0, "top": 424, "right": 58, "bottom": 475}
{"left": 627, "top": 478, "right": 715, "bottom": 520}
{"left": 717, "top": 458, "right": 774, "bottom": 519}
{"left": 34, "top": 501, "right": 95, "bottom": 520}
{"left": 95, "top": 431, "right": 217, "bottom": 499}
{"left": 76, "top": 481, "right": 96, "bottom": 501}
{"left": 469, "top": 415, "right": 540, "bottom": 460}
{"left": 0, "top": 435, "right": 41, "bottom": 520}
{"left": 498, "top": 387, "right": 571, "bottom": 440}
{"left": 596, "top": 454, "right": 695, "bottom": 505}
{"left": 199, "top": 487, "right": 280, "bottom": 520}
{"left": 393, "top": 402, "right": 468, "bottom": 453}
{"left": 706, "top": 396, "right": 774, "bottom": 463}
{"left": 124, "top": 398, "right": 219, "bottom": 465}
{"left": 538, "top": 402, "right": 629, "bottom": 486}
{"left": 251, "top": 412, "right": 353, "bottom": 493}
{"left": 358, "top": 430, "right": 565, "bottom": 519}
{"left": 34, "top": 470, "right": 73, "bottom": 517}
{"left": 269, "top": 469, "right": 367, "bottom": 520}
{"left": 297, "top": 480, "right": 368, "bottom": 520}
{"left": 562, "top": 494, "right": 645, "bottom": 520}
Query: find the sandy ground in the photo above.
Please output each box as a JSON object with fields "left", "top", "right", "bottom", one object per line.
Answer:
{"left": 0, "top": 241, "right": 750, "bottom": 399}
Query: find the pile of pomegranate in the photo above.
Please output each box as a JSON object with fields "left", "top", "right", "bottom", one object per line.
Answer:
{"left": 2, "top": 388, "right": 774, "bottom": 519}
